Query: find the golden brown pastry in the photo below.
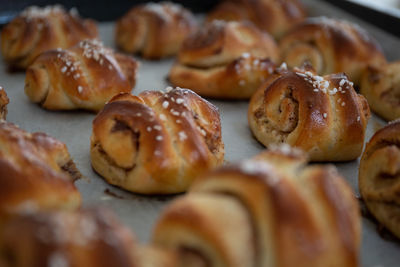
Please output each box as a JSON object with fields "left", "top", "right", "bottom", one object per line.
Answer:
{"left": 280, "top": 17, "right": 387, "bottom": 85}
{"left": 248, "top": 66, "right": 370, "bottom": 161}
{"left": 91, "top": 87, "right": 224, "bottom": 194}
{"left": 153, "top": 148, "right": 361, "bottom": 267}
{"left": 1, "top": 5, "right": 98, "bottom": 70}
{"left": 25, "top": 39, "right": 138, "bottom": 112}
{"left": 169, "top": 20, "right": 279, "bottom": 99}
{"left": 0, "top": 208, "right": 144, "bottom": 267}
{"left": 115, "top": 2, "right": 197, "bottom": 59}
{"left": 359, "top": 120, "right": 400, "bottom": 239}
{"left": 360, "top": 62, "right": 400, "bottom": 121}
{"left": 207, "top": 0, "right": 306, "bottom": 39}
{"left": 0, "top": 120, "right": 81, "bottom": 222}
{"left": 0, "top": 88, "right": 9, "bottom": 120}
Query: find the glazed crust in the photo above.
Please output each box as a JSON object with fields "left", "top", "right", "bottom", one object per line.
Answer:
{"left": 280, "top": 17, "right": 387, "bottom": 85}
{"left": 90, "top": 88, "right": 224, "bottom": 194}
{"left": 360, "top": 62, "right": 400, "bottom": 121}
{"left": 169, "top": 20, "right": 279, "bottom": 99}
{"left": 207, "top": 0, "right": 306, "bottom": 39}
{"left": 359, "top": 120, "right": 400, "bottom": 239}
{"left": 248, "top": 67, "right": 370, "bottom": 161}
{"left": 25, "top": 39, "right": 138, "bottom": 112}
{"left": 115, "top": 2, "right": 197, "bottom": 59}
{"left": 1, "top": 5, "right": 98, "bottom": 69}
{"left": 153, "top": 148, "right": 360, "bottom": 267}
{"left": 0, "top": 121, "right": 81, "bottom": 222}
{"left": 0, "top": 88, "right": 9, "bottom": 120}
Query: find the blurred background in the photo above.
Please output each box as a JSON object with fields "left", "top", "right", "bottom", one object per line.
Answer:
{"left": 0, "top": 0, "right": 217, "bottom": 25}
{"left": 0, "top": 0, "right": 399, "bottom": 34}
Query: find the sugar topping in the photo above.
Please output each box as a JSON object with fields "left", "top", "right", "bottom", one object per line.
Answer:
{"left": 239, "top": 160, "right": 280, "bottom": 186}
{"left": 178, "top": 131, "right": 187, "bottom": 141}
{"left": 170, "top": 109, "right": 180, "bottom": 116}
{"left": 296, "top": 70, "right": 331, "bottom": 93}
{"left": 156, "top": 135, "right": 163, "bottom": 141}
{"left": 242, "top": 52, "right": 250, "bottom": 59}
{"left": 77, "top": 86, "right": 83, "bottom": 94}
{"left": 143, "top": 2, "right": 172, "bottom": 21}
{"left": 279, "top": 62, "right": 288, "bottom": 70}
{"left": 323, "top": 113, "right": 327, "bottom": 118}
{"left": 21, "top": 5, "right": 65, "bottom": 20}
{"left": 162, "top": 101, "right": 169, "bottom": 109}
{"left": 295, "top": 69, "right": 354, "bottom": 99}
{"left": 268, "top": 143, "right": 304, "bottom": 157}
{"left": 80, "top": 39, "right": 111, "bottom": 64}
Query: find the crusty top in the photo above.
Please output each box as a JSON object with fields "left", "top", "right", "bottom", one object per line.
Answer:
{"left": 280, "top": 17, "right": 386, "bottom": 83}
{"left": 25, "top": 39, "right": 138, "bottom": 111}
{"left": 207, "top": 0, "right": 306, "bottom": 38}
{"left": 179, "top": 20, "right": 278, "bottom": 68}
{"left": 0, "top": 121, "right": 81, "bottom": 216}
{"left": 1, "top": 5, "right": 98, "bottom": 69}
{"left": 115, "top": 1, "right": 197, "bottom": 59}
{"left": 93, "top": 87, "right": 224, "bottom": 167}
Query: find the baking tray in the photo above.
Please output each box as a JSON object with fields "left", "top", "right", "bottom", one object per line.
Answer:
{"left": 1, "top": 0, "right": 399, "bottom": 266}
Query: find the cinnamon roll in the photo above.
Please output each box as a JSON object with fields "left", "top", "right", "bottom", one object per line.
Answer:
{"left": 248, "top": 66, "right": 370, "bottom": 161}
{"left": 25, "top": 39, "right": 138, "bottom": 112}
{"left": 169, "top": 20, "right": 279, "bottom": 99}
{"left": 359, "top": 120, "right": 400, "bottom": 238}
{"left": 90, "top": 87, "right": 224, "bottom": 194}
{"left": 360, "top": 62, "right": 400, "bottom": 121}
{"left": 115, "top": 2, "right": 197, "bottom": 59}
{"left": 207, "top": 0, "right": 306, "bottom": 38}
{"left": 1, "top": 5, "right": 98, "bottom": 69}
{"left": 153, "top": 148, "right": 361, "bottom": 267}
{"left": 0, "top": 208, "right": 139, "bottom": 267}
{"left": 0, "top": 121, "right": 81, "bottom": 223}
{"left": 280, "top": 17, "right": 387, "bottom": 85}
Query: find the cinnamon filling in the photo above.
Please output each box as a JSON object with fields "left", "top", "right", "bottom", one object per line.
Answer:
{"left": 61, "top": 160, "right": 82, "bottom": 182}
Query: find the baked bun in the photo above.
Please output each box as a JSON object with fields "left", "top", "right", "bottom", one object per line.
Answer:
{"left": 359, "top": 120, "right": 400, "bottom": 239}
{"left": 90, "top": 87, "right": 224, "bottom": 194}
{"left": 280, "top": 17, "right": 387, "bottom": 85}
{"left": 360, "top": 62, "right": 400, "bottom": 121}
{"left": 248, "top": 66, "right": 370, "bottom": 161}
{"left": 0, "top": 121, "right": 81, "bottom": 223}
{"left": 153, "top": 147, "right": 360, "bottom": 267}
{"left": 169, "top": 20, "right": 279, "bottom": 99}
{"left": 25, "top": 39, "right": 138, "bottom": 112}
{"left": 207, "top": 0, "right": 306, "bottom": 39}
{"left": 1, "top": 5, "right": 98, "bottom": 70}
{"left": 0, "top": 208, "right": 138, "bottom": 267}
{"left": 115, "top": 2, "right": 197, "bottom": 59}
{"left": 0, "top": 88, "right": 9, "bottom": 120}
